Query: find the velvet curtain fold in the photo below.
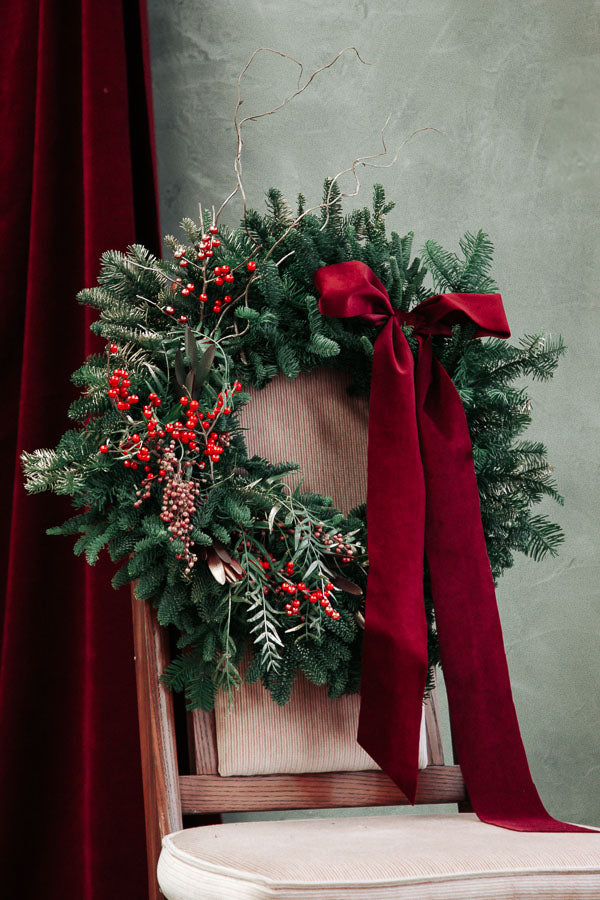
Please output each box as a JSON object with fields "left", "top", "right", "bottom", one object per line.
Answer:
{"left": 0, "top": 2, "right": 161, "bottom": 896}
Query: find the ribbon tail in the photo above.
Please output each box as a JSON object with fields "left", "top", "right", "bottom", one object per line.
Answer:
{"left": 357, "top": 318, "right": 429, "bottom": 805}
{"left": 415, "top": 338, "right": 593, "bottom": 832}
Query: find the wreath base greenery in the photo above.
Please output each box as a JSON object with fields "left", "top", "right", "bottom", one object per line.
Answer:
{"left": 22, "top": 183, "right": 565, "bottom": 710}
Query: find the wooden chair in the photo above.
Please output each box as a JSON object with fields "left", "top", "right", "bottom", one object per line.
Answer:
{"left": 132, "top": 370, "right": 600, "bottom": 899}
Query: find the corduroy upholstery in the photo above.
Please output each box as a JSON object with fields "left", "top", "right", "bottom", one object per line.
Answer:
{"left": 241, "top": 369, "right": 369, "bottom": 516}
{"left": 214, "top": 668, "right": 428, "bottom": 776}
{"left": 158, "top": 814, "right": 600, "bottom": 899}
{"left": 214, "top": 369, "right": 376, "bottom": 777}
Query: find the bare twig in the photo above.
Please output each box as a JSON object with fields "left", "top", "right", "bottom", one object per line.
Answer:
{"left": 215, "top": 46, "right": 372, "bottom": 227}
{"left": 213, "top": 45, "right": 444, "bottom": 273}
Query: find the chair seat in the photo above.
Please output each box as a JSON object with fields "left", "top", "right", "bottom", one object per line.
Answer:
{"left": 157, "top": 813, "right": 600, "bottom": 899}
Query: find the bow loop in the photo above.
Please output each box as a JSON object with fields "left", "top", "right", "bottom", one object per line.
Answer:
{"left": 315, "top": 260, "right": 393, "bottom": 327}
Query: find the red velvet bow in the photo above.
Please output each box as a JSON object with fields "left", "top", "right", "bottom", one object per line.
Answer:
{"left": 315, "top": 260, "right": 590, "bottom": 832}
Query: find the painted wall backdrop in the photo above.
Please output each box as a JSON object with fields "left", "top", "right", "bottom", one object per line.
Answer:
{"left": 147, "top": 0, "right": 600, "bottom": 826}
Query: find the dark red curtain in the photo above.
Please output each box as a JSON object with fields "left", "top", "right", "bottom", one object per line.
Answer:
{"left": 0, "top": 2, "right": 161, "bottom": 896}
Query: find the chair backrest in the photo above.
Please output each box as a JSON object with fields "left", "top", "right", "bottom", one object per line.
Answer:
{"left": 131, "top": 369, "right": 467, "bottom": 897}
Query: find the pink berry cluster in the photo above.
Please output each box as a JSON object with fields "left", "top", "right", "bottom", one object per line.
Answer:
{"left": 315, "top": 524, "right": 356, "bottom": 564}
{"left": 157, "top": 447, "right": 201, "bottom": 574}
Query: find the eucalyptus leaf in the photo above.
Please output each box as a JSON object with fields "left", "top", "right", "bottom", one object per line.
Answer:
{"left": 193, "top": 343, "right": 216, "bottom": 395}
{"left": 184, "top": 370, "right": 195, "bottom": 396}
{"left": 302, "top": 559, "right": 319, "bottom": 580}
{"left": 174, "top": 349, "right": 187, "bottom": 388}
{"left": 268, "top": 504, "right": 281, "bottom": 533}
{"left": 184, "top": 324, "right": 200, "bottom": 370}
{"left": 333, "top": 575, "right": 363, "bottom": 596}
{"left": 207, "top": 553, "right": 226, "bottom": 585}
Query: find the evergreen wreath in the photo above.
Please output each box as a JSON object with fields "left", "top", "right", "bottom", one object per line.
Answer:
{"left": 22, "top": 182, "right": 566, "bottom": 711}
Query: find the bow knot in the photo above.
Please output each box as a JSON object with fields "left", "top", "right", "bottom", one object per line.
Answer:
{"left": 314, "top": 259, "right": 510, "bottom": 340}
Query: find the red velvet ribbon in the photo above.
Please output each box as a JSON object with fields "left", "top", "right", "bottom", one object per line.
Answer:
{"left": 315, "top": 260, "right": 591, "bottom": 832}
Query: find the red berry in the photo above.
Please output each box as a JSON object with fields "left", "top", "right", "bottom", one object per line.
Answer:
{"left": 181, "top": 288, "right": 190, "bottom": 296}
{"left": 222, "top": 406, "right": 231, "bottom": 415}
{"left": 233, "top": 381, "right": 242, "bottom": 391}
{"left": 214, "top": 266, "right": 222, "bottom": 276}
{"left": 325, "top": 582, "right": 334, "bottom": 591}
{"left": 224, "top": 294, "right": 232, "bottom": 304}
{"left": 205, "top": 249, "right": 213, "bottom": 257}
{"left": 212, "top": 239, "right": 221, "bottom": 247}
{"left": 129, "top": 394, "right": 139, "bottom": 404}
{"left": 179, "top": 260, "right": 188, "bottom": 267}
{"left": 209, "top": 224, "right": 218, "bottom": 234}
{"left": 99, "top": 444, "right": 109, "bottom": 453}
{"left": 107, "top": 389, "right": 118, "bottom": 398}
{"left": 247, "top": 261, "right": 257, "bottom": 272}
{"left": 179, "top": 315, "right": 188, "bottom": 323}
{"left": 109, "top": 343, "right": 118, "bottom": 354}
{"left": 214, "top": 276, "right": 224, "bottom": 286}
{"left": 199, "top": 293, "right": 208, "bottom": 303}
{"left": 189, "top": 400, "right": 199, "bottom": 411}
{"left": 166, "top": 306, "right": 174, "bottom": 314}
{"left": 186, "top": 283, "right": 195, "bottom": 290}
{"left": 180, "top": 396, "right": 189, "bottom": 406}
{"left": 225, "top": 273, "right": 234, "bottom": 283}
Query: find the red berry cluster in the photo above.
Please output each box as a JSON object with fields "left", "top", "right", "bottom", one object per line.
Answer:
{"left": 107, "top": 367, "right": 139, "bottom": 411}
{"left": 99, "top": 352, "right": 242, "bottom": 474}
{"left": 282, "top": 576, "right": 340, "bottom": 620}
{"left": 196, "top": 223, "right": 220, "bottom": 261}
{"left": 233, "top": 531, "right": 343, "bottom": 623}
{"left": 166, "top": 224, "right": 264, "bottom": 320}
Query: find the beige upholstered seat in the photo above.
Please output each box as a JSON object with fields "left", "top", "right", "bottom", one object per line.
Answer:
{"left": 158, "top": 814, "right": 600, "bottom": 899}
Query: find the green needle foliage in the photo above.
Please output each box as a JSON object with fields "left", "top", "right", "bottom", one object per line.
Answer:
{"left": 22, "top": 183, "right": 566, "bottom": 709}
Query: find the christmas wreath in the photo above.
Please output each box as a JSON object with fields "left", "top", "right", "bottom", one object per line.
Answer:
{"left": 22, "top": 182, "right": 565, "bottom": 711}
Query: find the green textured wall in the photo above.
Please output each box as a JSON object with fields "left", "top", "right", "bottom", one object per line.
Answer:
{"left": 147, "top": 0, "right": 600, "bottom": 826}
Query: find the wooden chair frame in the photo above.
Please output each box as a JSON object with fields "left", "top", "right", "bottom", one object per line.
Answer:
{"left": 132, "top": 587, "right": 469, "bottom": 899}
